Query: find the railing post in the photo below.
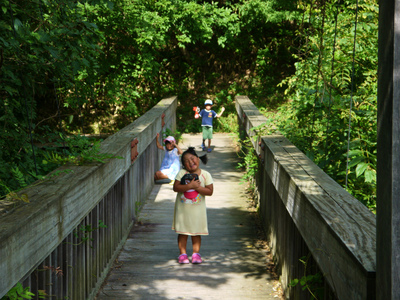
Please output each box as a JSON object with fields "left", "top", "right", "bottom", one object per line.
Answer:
{"left": 377, "top": 1, "right": 400, "bottom": 299}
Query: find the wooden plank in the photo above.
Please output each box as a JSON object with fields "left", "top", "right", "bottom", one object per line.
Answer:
{"left": 377, "top": 0, "right": 400, "bottom": 299}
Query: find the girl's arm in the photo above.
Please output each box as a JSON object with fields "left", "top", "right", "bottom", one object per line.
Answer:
{"left": 173, "top": 178, "right": 199, "bottom": 193}
{"left": 172, "top": 141, "right": 183, "bottom": 155}
{"left": 173, "top": 179, "right": 213, "bottom": 196}
{"left": 156, "top": 133, "right": 164, "bottom": 150}
{"left": 171, "top": 141, "right": 183, "bottom": 155}
{"left": 196, "top": 184, "right": 213, "bottom": 196}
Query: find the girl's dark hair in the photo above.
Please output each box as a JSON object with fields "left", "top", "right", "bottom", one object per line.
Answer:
{"left": 181, "top": 147, "right": 208, "bottom": 167}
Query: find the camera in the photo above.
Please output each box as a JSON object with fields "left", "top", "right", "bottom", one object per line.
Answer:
{"left": 180, "top": 173, "right": 199, "bottom": 185}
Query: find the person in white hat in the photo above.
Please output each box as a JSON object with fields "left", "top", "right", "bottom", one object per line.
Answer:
{"left": 154, "top": 133, "right": 183, "bottom": 183}
{"left": 197, "top": 99, "right": 225, "bottom": 152}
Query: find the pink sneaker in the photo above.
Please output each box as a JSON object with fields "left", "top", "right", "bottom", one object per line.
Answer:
{"left": 178, "top": 254, "right": 190, "bottom": 264}
{"left": 191, "top": 253, "right": 202, "bottom": 264}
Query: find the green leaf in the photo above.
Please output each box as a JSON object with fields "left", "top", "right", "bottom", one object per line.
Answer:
{"left": 82, "top": 58, "right": 90, "bottom": 67}
{"left": 300, "top": 277, "right": 307, "bottom": 286}
{"left": 107, "top": 1, "right": 114, "bottom": 10}
{"left": 364, "top": 169, "right": 376, "bottom": 183}
{"left": 13, "top": 18, "right": 23, "bottom": 30}
{"left": 347, "top": 150, "right": 363, "bottom": 157}
{"left": 48, "top": 48, "right": 60, "bottom": 59}
{"left": 348, "top": 156, "right": 364, "bottom": 168}
{"left": 355, "top": 162, "right": 368, "bottom": 177}
{"left": 39, "top": 32, "right": 51, "bottom": 42}
{"left": 4, "top": 86, "right": 18, "bottom": 96}
{"left": 289, "top": 278, "right": 299, "bottom": 286}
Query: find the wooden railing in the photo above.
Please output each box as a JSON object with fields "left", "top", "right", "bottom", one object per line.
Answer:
{"left": 235, "top": 96, "right": 376, "bottom": 300}
{"left": 0, "top": 96, "right": 177, "bottom": 299}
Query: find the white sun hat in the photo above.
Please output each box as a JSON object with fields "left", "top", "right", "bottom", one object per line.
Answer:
{"left": 163, "top": 136, "right": 176, "bottom": 143}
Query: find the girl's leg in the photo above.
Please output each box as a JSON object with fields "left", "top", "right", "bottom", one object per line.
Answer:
{"left": 191, "top": 235, "right": 201, "bottom": 253}
{"left": 154, "top": 170, "right": 169, "bottom": 180}
{"left": 178, "top": 234, "right": 189, "bottom": 254}
{"left": 191, "top": 236, "right": 203, "bottom": 263}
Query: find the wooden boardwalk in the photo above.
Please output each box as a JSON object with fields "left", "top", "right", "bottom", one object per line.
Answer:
{"left": 96, "top": 134, "right": 281, "bottom": 300}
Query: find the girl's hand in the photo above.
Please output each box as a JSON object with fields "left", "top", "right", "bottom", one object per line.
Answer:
{"left": 156, "top": 133, "right": 164, "bottom": 150}
{"left": 189, "top": 178, "right": 201, "bottom": 190}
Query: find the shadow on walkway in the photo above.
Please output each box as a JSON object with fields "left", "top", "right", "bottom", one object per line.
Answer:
{"left": 96, "top": 134, "right": 282, "bottom": 300}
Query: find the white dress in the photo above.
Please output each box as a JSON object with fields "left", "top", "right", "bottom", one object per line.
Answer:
{"left": 159, "top": 148, "right": 180, "bottom": 180}
{"left": 172, "top": 169, "right": 213, "bottom": 236}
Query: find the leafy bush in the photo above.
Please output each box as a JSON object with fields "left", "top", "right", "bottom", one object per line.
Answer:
{"left": 2, "top": 0, "right": 378, "bottom": 212}
{"left": 265, "top": 0, "right": 378, "bottom": 211}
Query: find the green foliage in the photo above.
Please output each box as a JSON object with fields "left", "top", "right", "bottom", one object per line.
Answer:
{"left": 1, "top": 0, "right": 300, "bottom": 199}
{"left": 289, "top": 254, "right": 324, "bottom": 300}
{"left": 0, "top": 133, "right": 121, "bottom": 199}
{"left": 1, "top": 282, "right": 44, "bottom": 300}
{"left": 267, "top": 0, "right": 378, "bottom": 211}
{"left": 10, "top": 167, "right": 26, "bottom": 189}
{"left": 163, "top": 128, "right": 182, "bottom": 144}
{"left": 237, "top": 138, "right": 258, "bottom": 182}
{"left": 73, "top": 220, "right": 107, "bottom": 246}
{"left": 0, "top": 0, "right": 110, "bottom": 197}
{"left": 43, "top": 135, "right": 122, "bottom": 166}
{"left": 1, "top": 0, "right": 378, "bottom": 212}
{"left": 218, "top": 113, "right": 239, "bottom": 133}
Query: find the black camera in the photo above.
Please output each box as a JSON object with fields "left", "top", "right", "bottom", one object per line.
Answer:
{"left": 180, "top": 173, "right": 199, "bottom": 185}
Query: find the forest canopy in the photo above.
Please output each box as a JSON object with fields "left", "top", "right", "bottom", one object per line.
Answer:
{"left": 0, "top": 0, "right": 378, "bottom": 210}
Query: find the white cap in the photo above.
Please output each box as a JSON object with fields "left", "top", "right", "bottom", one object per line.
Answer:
{"left": 204, "top": 99, "right": 213, "bottom": 105}
{"left": 163, "top": 136, "right": 175, "bottom": 143}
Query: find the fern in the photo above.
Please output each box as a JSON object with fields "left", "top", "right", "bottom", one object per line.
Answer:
{"left": 11, "top": 167, "right": 27, "bottom": 189}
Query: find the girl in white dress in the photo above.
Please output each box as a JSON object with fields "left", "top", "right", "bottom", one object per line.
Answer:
{"left": 172, "top": 147, "right": 213, "bottom": 264}
{"left": 154, "top": 133, "right": 183, "bottom": 183}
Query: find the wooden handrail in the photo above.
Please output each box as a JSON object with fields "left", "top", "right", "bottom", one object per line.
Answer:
{"left": 236, "top": 95, "right": 376, "bottom": 300}
{"left": 0, "top": 96, "right": 177, "bottom": 299}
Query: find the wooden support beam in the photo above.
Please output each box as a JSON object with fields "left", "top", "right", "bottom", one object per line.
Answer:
{"left": 377, "top": 1, "right": 400, "bottom": 299}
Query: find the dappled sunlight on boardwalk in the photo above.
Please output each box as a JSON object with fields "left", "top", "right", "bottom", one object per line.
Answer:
{"left": 96, "top": 134, "right": 281, "bottom": 300}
